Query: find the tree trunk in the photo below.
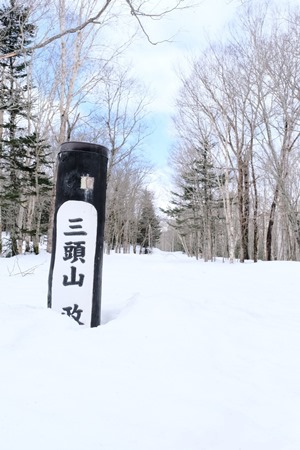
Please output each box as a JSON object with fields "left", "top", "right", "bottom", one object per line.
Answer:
{"left": 0, "top": 204, "right": 2, "bottom": 255}
{"left": 243, "top": 163, "right": 250, "bottom": 260}
{"left": 47, "top": 163, "right": 58, "bottom": 253}
{"left": 238, "top": 160, "right": 250, "bottom": 262}
{"left": 266, "top": 186, "right": 279, "bottom": 261}
{"left": 251, "top": 154, "right": 258, "bottom": 262}
{"left": 223, "top": 164, "right": 235, "bottom": 263}
{"left": 237, "top": 163, "right": 245, "bottom": 262}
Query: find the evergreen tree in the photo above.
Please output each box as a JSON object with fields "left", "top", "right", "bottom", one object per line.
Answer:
{"left": 137, "top": 189, "right": 161, "bottom": 254}
{"left": 18, "top": 133, "right": 53, "bottom": 254}
{"left": 163, "top": 140, "right": 221, "bottom": 260}
{"left": 0, "top": 0, "right": 50, "bottom": 255}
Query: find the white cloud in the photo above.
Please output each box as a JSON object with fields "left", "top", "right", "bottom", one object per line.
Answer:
{"left": 146, "top": 165, "right": 175, "bottom": 211}
{"left": 123, "top": 0, "right": 240, "bottom": 115}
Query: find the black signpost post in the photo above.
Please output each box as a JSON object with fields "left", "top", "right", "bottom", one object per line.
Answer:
{"left": 48, "top": 141, "right": 108, "bottom": 327}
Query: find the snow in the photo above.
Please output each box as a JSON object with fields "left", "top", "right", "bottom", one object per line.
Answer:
{"left": 1, "top": 248, "right": 300, "bottom": 449}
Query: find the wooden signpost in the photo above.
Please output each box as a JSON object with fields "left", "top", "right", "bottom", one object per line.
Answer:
{"left": 48, "top": 142, "right": 108, "bottom": 327}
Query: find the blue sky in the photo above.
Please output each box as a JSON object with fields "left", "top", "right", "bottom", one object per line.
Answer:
{"left": 124, "top": 0, "right": 240, "bottom": 170}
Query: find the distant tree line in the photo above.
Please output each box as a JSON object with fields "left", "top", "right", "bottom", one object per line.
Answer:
{"left": 3, "top": 0, "right": 299, "bottom": 262}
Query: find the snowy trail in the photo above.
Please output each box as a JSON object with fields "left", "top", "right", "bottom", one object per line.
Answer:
{"left": 1, "top": 250, "right": 300, "bottom": 449}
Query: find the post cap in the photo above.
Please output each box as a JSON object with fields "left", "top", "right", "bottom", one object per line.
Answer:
{"left": 60, "top": 141, "right": 108, "bottom": 159}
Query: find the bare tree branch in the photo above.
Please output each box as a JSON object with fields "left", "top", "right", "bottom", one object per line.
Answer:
{"left": 125, "top": 0, "right": 200, "bottom": 45}
{"left": 0, "top": 0, "right": 114, "bottom": 59}
{"left": 0, "top": 0, "right": 198, "bottom": 58}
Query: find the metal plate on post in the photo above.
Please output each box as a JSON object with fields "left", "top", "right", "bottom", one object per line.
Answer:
{"left": 80, "top": 175, "right": 94, "bottom": 190}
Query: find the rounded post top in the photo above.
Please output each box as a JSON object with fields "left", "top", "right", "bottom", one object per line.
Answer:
{"left": 60, "top": 141, "right": 108, "bottom": 158}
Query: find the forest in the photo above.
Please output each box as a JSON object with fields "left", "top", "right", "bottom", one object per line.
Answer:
{"left": 164, "top": 2, "right": 300, "bottom": 262}
{"left": 0, "top": 0, "right": 300, "bottom": 262}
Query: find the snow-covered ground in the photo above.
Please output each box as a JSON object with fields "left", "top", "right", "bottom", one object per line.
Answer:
{"left": 1, "top": 249, "right": 300, "bottom": 450}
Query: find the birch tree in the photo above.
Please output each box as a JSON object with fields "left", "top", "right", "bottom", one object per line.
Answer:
{"left": 256, "top": 19, "right": 300, "bottom": 260}
{"left": 169, "top": 2, "right": 300, "bottom": 262}
{"left": 105, "top": 156, "right": 151, "bottom": 254}
{"left": 35, "top": 0, "right": 192, "bottom": 252}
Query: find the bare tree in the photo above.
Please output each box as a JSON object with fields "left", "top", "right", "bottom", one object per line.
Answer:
{"left": 43, "top": 0, "right": 132, "bottom": 251}
{"left": 22, "top": 0, "right": 194, "bottom": 253}
{"left": 250, "top": 9, "right": 300, "bottom": 260}
{"left": 0, "top": 0, "right": 195, "bottom": 59}
{"left": 170, "top": 1, "right": 300, "bottom": 262}
{"left": 85, "top": 65, "right": 152, "bottom": 183}
{"left": 105, "top": 155, "right": 151, "bottom": 254}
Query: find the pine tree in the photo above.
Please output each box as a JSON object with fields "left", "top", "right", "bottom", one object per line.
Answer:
{"left": 17, "top": 133, "right": 53, "bottom": 254}
{"left": 0, "top": 0, "right": 50, "bottom": 256}
{"left": 163, "top": 140, "right": 221, "bottom": 260}
{"left": 137, "top": 189, "right": 161, "bottom": 254}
